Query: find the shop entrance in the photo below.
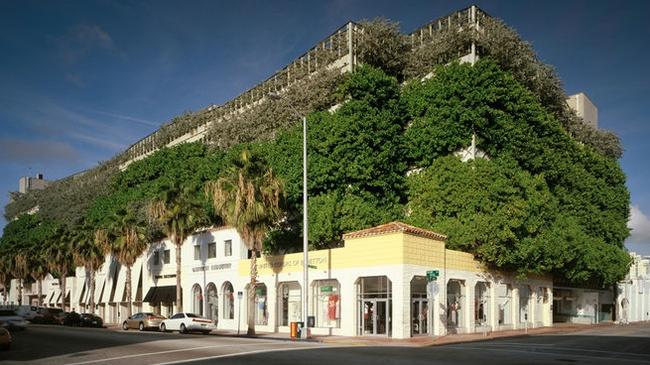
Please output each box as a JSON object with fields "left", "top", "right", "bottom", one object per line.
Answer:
{"left": 357, "top": 276, "right": 392, "bottom": 336}
{"left": 411, "top": 276, "right": 429, "bottom": 336}
{"left": 361, "top": 299, "right": 389, "bottom": 335}
{"left": 412, "top": 299, "right": 429, "bottom": 335}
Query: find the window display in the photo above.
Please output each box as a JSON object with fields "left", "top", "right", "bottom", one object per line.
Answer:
{"left": 314, "top": 280, "right": 340, "bottom": 328}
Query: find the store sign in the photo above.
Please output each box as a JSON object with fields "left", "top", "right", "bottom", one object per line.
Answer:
{"left": 257, "top": 257, "right": 326, "bottom": 270}
{"left": 320, "top": 286, "right": 333, "bottom": 293}
{"left": 154, "top": 274, "right": 177, "bottom": 279}
{"left": 191, "top": 263, "right": 233, "bottom": 273}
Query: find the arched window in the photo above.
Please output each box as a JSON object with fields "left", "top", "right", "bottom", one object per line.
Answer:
{"left": 206, "top": 283, "right": 218, "bottom": 321}
{"left": 447, "top": 279, "right": 464, "bottom": 330}
{"left": 192, "top": 284, "right": 203, "bottom": 316}
{"left": 278, "top": 281, "right": 301, "bottom": 326}
{"left": 497, "top": 284, "right": 512, "bottom": 326}
{"left": 475, "top": 282, "right": 490, "bottom": 327}
{"left": 519, "top": 285, "right": 531, "bottom": 324}
{"left": 312, "top": 279, "right": 341, "bottom": 328}
{"left": 222, "top": 281, "right": 234, "bottom": 320}
{"left": 249, "top": 283, "right": 268, "bottom": 325}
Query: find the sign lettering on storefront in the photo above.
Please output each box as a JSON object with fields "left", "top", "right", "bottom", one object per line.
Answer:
{"left": 191, "top": 263, "right": 233, "bottom": 273}
{"left": 154, "top": 274, "right": 177, "bottom": 279}
{"left": 257, "top": 257, "right": 326, "bottom": 271}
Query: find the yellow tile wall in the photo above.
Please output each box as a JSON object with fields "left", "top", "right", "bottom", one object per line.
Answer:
{"left": 238, "top": 231, "right": 488, "bottom": 277}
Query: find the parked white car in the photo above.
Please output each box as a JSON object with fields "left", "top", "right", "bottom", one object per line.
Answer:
{"left": 159, "top": 313, "right": 215, "bottom": 334}
{"left": 0, "top": 310, "right": 28, "bottom": 331}
{"left": 12, "top": 306, "right": 40, "bottom": 321}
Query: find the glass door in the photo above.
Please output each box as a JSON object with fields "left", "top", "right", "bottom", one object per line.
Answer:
{"left": 360, "top": 299, "right": 390, "bottom": 335}
{"left": 362, "top": 300, "right": 375, "bottom": 335}
{"left": 412, "top": 299, "right": 429, "bottom": 335}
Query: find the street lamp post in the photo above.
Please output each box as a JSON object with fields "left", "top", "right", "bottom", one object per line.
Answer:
{"left": 301, "top": 114, "right": 309, "bottom": 339}
{"left": 268, "top": 93, "right": 309, "bottom": 339}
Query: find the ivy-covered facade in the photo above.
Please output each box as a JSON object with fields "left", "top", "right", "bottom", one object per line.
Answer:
{"left": 3, "top": 4, "right": 630, "bottom": 301}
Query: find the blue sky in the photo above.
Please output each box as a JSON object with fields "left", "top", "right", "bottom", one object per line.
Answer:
{"left": 1, "top": 0, "right": 648, "bottom": 254}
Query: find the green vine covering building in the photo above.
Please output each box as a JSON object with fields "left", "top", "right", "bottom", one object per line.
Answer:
{"left": 2, "top": 5, "right": 630, "bottom": 290}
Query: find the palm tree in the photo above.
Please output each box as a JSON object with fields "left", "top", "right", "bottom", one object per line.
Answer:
{"left": 27, "top": 243, "right": 48, "bottom": 307}
{"left": 148, "top": 182, "right": 206, "bottom": 312}
{"left": 45, "top": 227, "right": 74, "bottom": 311}
{"left": 205, "top": 149, "right": 284, "bottom": 336}
{"left": 71, "top": 223, "right": 106, "bottom": 314}
{"left": 12, "top": 253, "right": 29, "bottom": 306}
{"left": 98, "top": 205, "right": 149, "bottom": 319}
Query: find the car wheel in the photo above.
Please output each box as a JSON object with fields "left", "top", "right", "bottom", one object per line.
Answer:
{"left": 122, "top": 322, "right": 129, "bottom": 331}
{"left": 180, "top": 324, "right": 187, "bottom": 334}
{"left": 139, "top": 322, "right": 145, "bottom": 331}
{"left": 160, "top": 323, "right": 166, "bottom": 332}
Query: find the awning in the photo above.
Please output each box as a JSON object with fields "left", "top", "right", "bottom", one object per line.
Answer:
{"left": 76, "top": 281, "right": 86, "bottom": 304}
{"left": 132, "top": 263, "right": 143, "bottom": 302}
{"left": 143, "top": 286, "right": 180, "bottom": 304}
{"left": 113, "top": 265, "right": 127, "bottom": 303}
{"left": 47, "top": 290, "right": 57, "bottom": 305}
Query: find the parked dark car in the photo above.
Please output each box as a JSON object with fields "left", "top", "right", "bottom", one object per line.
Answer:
{"left": 31, "top": 307, "right": 64, "bottom": 324}
{"left": 62, "top": 312, "right": 82, "bottom": 326}
{"left": 79, "top": 313, "right": 103, "bottom": 328}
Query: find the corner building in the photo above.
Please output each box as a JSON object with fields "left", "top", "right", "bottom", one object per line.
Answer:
{"left": 15, "top": 222, "right": 552, "bottom": 339}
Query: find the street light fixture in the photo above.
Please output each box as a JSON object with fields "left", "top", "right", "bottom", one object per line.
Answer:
{"left": 268, "top": 92, "right": 309, "bottom": 339}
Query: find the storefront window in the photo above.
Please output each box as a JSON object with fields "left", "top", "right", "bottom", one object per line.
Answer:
{"left": 519, "top": 285, "right": 530, "bottom": 323}
{"left": 313, "top": 280, "right": 340, "bottom": 328}
{"left": 475, "top": 282, "right": 489, "bottom": 326}
{"left": 278, "top": 282, "right": 301, "bottom": 326}
{"left": 447, "top": 280, "right": 464, "bottom": 329}
{"left": 206, "top": 283, "right": 218, "bottom": 321}
{"left": 222, "top": 281, "right": 234, "bottom": 319}
{"left": 498, "top": 284, "right": 512, "bottom": 325}
{"left": 254, "top": 283, "right": 268, "bottom": 325}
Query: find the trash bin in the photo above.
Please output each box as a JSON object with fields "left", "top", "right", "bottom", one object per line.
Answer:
{"left": 290, "top": 322, "right": 299, "bottom": 339}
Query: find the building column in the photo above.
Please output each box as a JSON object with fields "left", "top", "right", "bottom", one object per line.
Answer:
{"left": 512, "top": 287, "right": 520, "bottom": 329}
{"left": 339, "top": 277, "right": 356, "bottom": 337}
{"left": 391, "top": 273, "right": 409, "bottom": 339}
{"left": 466, "top": 281, "right": 475, "bottom": 333}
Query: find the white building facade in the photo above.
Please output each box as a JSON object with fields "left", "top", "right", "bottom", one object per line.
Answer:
{"left": 6, "top": 222, "right": 555, "bottom": 339}
{"left": 617, "top": 252, "right": 650, "bottom": 323}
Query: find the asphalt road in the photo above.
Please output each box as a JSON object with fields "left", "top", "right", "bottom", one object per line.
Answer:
{"left": 2, "top": 324, "right": 650, "bottom": 365}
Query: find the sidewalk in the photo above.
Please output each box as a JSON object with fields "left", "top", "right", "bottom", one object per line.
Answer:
{"left": 316, "top": 322, "right": 621, "bottom": 347}
{"left": 104, "top": 321, "right": 628, "bottom": 348}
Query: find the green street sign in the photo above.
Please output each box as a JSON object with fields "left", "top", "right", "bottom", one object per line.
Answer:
{"left": 426, "top": 270, "right": 440, "bottom": 282}
{"left": 320, "top": 285, "right": 333, "bottom": 293}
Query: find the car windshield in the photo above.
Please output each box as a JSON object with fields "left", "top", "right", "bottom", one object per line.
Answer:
{"left": 185, "top": 313, "right": 200, "bottom": 318}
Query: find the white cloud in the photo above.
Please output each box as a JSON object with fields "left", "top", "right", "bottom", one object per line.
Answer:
{"left": 628, "top": 205, "right": 650, "bottom": 243}
{"left": 54, "top": 24, "right": 122, "bottom": 64}
{"left": 0, "top": 138, "right": 80, "bottom": 164}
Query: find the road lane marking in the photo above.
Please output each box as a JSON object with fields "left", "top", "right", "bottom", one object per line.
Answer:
{"left": 62, "top": 340, "right": 282, "bottom": 365}
{"left": 457, "top": 343, "right": 650, "bottom": 357}
{"left": 446, "top": 345, "right": 650, "bottom": 364}
{"left": 154, "top": 345, "right": 337, "bottom": 365}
